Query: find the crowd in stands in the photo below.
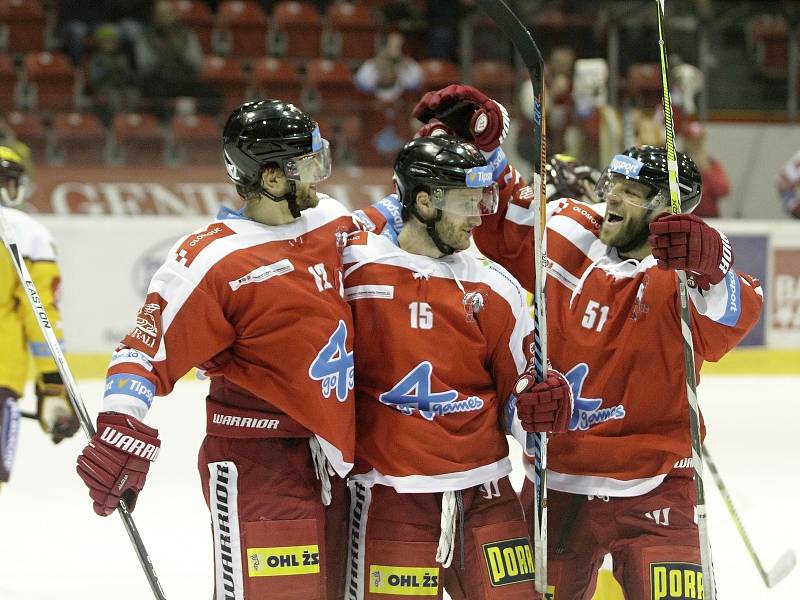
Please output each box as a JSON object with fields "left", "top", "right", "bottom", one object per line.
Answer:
{"left": 1, "top": 0, "right": 798, "bottom": 217}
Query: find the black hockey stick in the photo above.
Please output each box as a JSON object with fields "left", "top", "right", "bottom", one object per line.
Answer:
{"left": 655, "top": 1, "right": 715, "bottom": 596}
{"left": 472, "top": 0, "right": 549, "bottom": 593}
{"left": 0, "top": 207, "right": 168, "bottom": 600}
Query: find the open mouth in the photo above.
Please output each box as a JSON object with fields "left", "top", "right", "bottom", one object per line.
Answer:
{"left": 606, "top": 212, "right": 624, "bottom": 223}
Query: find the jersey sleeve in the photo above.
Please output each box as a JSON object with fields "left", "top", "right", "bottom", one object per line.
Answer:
{"left": 104, "top": 257, "right": 236, "bottom": 420}
{"left": 472, "top": 162, "right": 537, "bottom": 291}
{"left": 686, "top": 269, "right": 764, "bottom": 362}
{"left": 482, "top": 262, "right": 536, "bottom": 455}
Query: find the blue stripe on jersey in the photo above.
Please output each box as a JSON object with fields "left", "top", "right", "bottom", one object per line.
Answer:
{"left": 484, "top": 146, "right": 509, "bottom": 180}
{"left": 29, "top": 340, "right": 63, "bottom": 357}
{"left": 372, "top": 195, "right": 403, "bottom": 245}
{"left": 104, "top": 373, "right": 155, "bottom": 408}
{"left": 718, "top": 270, "right": 742, "bottom": 327}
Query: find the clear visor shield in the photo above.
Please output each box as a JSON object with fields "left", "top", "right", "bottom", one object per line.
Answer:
{"left": 595, "top": 171, "right": 665, "bottom": 210}
{"left": 431, "top": 184, "right": 499, "bottom": 216}
{"left": 283, "top": 138, "right": 332, "bottom": 185}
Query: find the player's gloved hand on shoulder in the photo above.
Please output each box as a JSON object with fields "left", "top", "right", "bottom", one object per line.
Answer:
{"left": 411, "top": 84, "right": 509, "bottom": 151}
{"left": 76, "top": 411, "right": 160, "bottom": 516}
{"left": 35, "top": 371, "right": 80, "bottom": 444}
{"left": 648, "top": 213, "right": 734, "bottom": 290}
{"left": 413, "top": 118, "right": 455, "bottom": 139}
{"left": 514, "top": 368, "right": 573, "bottom": 434}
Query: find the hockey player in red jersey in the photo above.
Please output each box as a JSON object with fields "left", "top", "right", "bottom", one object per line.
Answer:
{"left": 484, "top": 148, "right": 762, "bottom": 598}
{"left": 343, "top": 135, "right": 573, "bottom": 600}
{"left": 412, "top": 84, "right": 763, "bottom": 600}
{"left": 76, "top": 100, "right": 359, "bottom": 599}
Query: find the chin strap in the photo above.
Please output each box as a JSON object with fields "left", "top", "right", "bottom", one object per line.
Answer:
{"left": 256, "top": 180, "right": 301, "bottom": 218}
{"left": 409, "top": 205, "right": 456, "bottom": 256}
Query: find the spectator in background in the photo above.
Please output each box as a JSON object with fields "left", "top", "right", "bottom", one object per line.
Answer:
{"left": 777, "top": 149, "right": 800, "bottom": 218}
{"left": 354, "top": 32, "right": 423, "bottom": 103}
{"left": 380, "top": 0, "right": 426, "bottom": 55}
{"left": 88, "top": 25, "right": 140, "bottom": 125}
{"left": 58, "top": 0, "right": 151, "bottom": 67}
{"left": 682, "top": 120, "right": 730, "bottom": 218}
{"left": 426, "top": 0, "right": 472, "bottom": 60}
{"left": 134, "top": 0, "right": 221, "bottom": 120}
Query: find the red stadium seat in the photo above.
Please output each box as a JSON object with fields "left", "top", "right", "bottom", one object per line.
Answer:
{"left": 0, "top": 53, "right": 17, "bottom": 112}
{"left": 419, "top": 59, "right": 460, "bottom": 93}
{"left": 272, "top": 1, "right": 322, "bottom": 60}
{"left": 111, "top": 113, "right": 165, "bottom": 166}
{"left": 305, "top": 58, "right": 357, "bottom": 116}
{"left": 252, "top": 57, "right": 303, "bottom": 106}
{"left": 0, "top": 0, "right": 45, "bottom": 53}
{"left": 169, "top": 113, "right": 220, "bottom": 165}
{"left": 200, "top": 55, "right": 248, "bottom": 115}
{"left": 5, "top": 111, "right": 46, "bottom": 164}
{"left": 216, "top": 0, "right": 269, "bottom": 58}
{"left": 173, "top": 0, "right": 214, "bottom": 54}
{"left": 51, "top": 112, "right": 106, "bottom": 165}
{"left": 472, "top": 60, "right": 515, "bottom": 114}
{"left": 326, "top": 3, "right": 379, "bottom": 61}
{"left": 625, "top": 62, "right": 663, "bottom": 108}
{"left": 22, "top": 51, "right": 76, "bottom": 112}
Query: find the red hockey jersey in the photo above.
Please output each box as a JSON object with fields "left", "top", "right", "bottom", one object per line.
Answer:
{"left": 103, "top": 196, "right": 358, "bottom": 476}
{"left": 343, "top": 231, "right": 535, "bottom": 492}
{"left": 474, "top": 174, "right": 763, "bottom": 497}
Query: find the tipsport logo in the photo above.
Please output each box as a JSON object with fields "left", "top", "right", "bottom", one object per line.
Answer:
{"left": 609, "top": 154, "right": 644, "bottom": 178}
{"left": 368, "top": 565, "right": 439, "bottom": 596}
{"left": 247, "top": 545, "right": 320, "bottom": 577}
{"left": 650, "top": 562, "right": 704, "bottom": 599}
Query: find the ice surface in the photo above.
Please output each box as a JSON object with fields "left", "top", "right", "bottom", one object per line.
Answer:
{"left": 0, "top": 376, "right": 797, "bottom": 599}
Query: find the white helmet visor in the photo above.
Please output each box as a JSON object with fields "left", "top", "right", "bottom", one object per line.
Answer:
{"left": 283, "top": 126, "right": 331, "bottom": 184}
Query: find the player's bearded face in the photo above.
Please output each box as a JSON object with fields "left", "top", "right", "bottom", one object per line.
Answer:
{"left": 435, "top": 210, "right": 481, "bottom": 251}
{"left": 599, "top": 179, "right": 658, "bottom": 253}
{"left": 295, "top": 182, "right": 319, "bottom": 210}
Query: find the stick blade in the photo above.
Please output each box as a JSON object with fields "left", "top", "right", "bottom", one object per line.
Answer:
{"left": 766, "top": 550, "right": 797, "bottom": 588}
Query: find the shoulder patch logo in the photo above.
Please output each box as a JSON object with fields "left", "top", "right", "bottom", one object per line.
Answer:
{"left": 123, "top": 292, "right": 168, "bottom": 352}
{"left": 175, "top": 222, "right": 236, "bottom": 268}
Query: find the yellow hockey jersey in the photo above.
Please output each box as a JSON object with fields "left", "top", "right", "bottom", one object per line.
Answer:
{"left": 0, "top": 207, "right": 63, "bottom": 396}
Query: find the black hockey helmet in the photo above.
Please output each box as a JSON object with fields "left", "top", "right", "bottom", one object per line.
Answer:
{"left": 545, "top": 154, "right": 601, "bottom": 203}
{"left": 394, "top": 135, "right": 498, "bottom": 216}
{"left": 0, "top": 145, "right": 28, "bottom": 206}
{"left": 596, "top": 145, "right": 702, "bottom": 213}
{"left": 393, "top": 135, "right": 498, "bottom": 255}
{"left": 222, "top": 100, "right": 330, "bottom": 191}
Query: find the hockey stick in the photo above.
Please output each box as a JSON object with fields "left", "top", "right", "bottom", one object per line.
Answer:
{"left": 655, "top": 1, "right": 716, "bottom": 597}
{"left": 701, "top": 445, "right": 797, "bottom": 587}
{"left": 0, "top": 206, "right": 168, "bottom": 600}
{"left": 471, "top": 0, "right": 549, "bottom": 593}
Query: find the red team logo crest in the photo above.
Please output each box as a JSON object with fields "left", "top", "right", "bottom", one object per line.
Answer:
{"left": 124, "top": 292, "right": 168, "bottom": 352}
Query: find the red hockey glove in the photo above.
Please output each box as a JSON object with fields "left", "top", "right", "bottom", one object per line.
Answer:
{"left": 76, "top": 412, "right": 160, "bottom": 516}
{"left": 36, "top": 371, "right": 80, "bottom": 444}
{"left": 411, "top": 84, "right": 509, "bottom": 151}
{"left": 413, "top": 118, "right": 455, "bottom": 139}
{"left": 648, "top": 213, "right": 734, "bottom": 289}
{"left": 514, "top": 369, "right": 573, "bottom": 433}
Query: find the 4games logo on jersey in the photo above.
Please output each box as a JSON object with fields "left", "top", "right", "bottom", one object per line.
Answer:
{"left": 379, "top": 362, "right": 484, "bottom": 421}
{"left": 565, "top": 363, "right": 626, "bottom": 431}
